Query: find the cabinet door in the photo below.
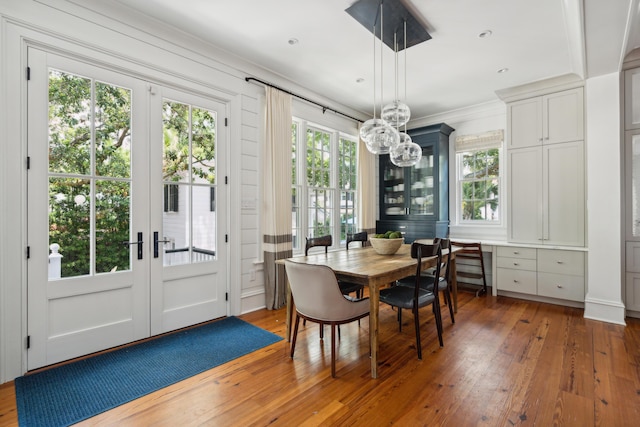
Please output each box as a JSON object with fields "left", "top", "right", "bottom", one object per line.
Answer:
{"left": 507, "top": 97, "right": 542, "bottom": 149}
{"left": 544, "top": 88, "right": 584, "bottom": 145}
{"left": 380, "top": 156, "right": 406, "bottom": 217}
{"left": 508, "top": 147, "right": 543, "bottom": 243}
{"left": 408, "top": 145, "right": 435, "bottom": 216}
{"left": 544, "top": 141, "right": 585, "bottom": 246}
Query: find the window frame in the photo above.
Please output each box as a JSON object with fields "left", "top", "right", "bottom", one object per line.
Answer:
{"left": 291, "top": 117, "right": 358, "bottom": 254}
{"left": 456, "top": 145, "right": 503, "bottom": 225}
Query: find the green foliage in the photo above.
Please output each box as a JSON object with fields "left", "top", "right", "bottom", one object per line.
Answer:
{"left": 461, "top": 148, "right": 499, "bottom": 220}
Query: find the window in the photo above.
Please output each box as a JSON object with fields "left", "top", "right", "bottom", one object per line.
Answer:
{"left": 292, "top": 119, "right": 358, "bottom": 252}
{"left": 163, "top": 184, "right": 179, "bottom": 213}
{"left": 456, "top": 130, "right": 503, "bottom": 223}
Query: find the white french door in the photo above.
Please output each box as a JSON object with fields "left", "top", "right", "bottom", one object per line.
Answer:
{"left": 26, "top": 48, "right": 227, "bottom": 369}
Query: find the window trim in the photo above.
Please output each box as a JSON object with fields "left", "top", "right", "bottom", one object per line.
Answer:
{"left": 292, "top": 117, "right": 358, "bottom": 254}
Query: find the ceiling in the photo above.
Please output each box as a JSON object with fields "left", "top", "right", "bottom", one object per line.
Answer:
{"left": 111, "top": 0, "right": 637, "bottom": 121}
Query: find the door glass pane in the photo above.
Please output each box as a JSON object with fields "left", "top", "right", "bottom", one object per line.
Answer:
{"left": 95, "top": 82, "right": 131, "bottom": 178}
{"left": 49, "top": 178, "right": 90, "bottom": 278}
{"left": 95, "top": 180, "right": 130, "bottom": 273}
{"left": 48, "top": 69, "right": 132, "bottom": 279}
{"left": 409, "top": 148, "right": 434, "bottom": 215}
{"left": 162, "top": 100, "right": 217, "bottom": 266}
{"left": 382, "top": 157, "right": 404, "bottom": 216}
{"left": 48, "top": 70, "right": 91, "bottom": 175}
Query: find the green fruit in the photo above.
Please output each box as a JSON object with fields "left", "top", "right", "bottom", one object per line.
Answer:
{"left": 384, "top": 231, "right": 393, "bottom": 238}
{"left": 390, "top": 232, "right": 402, "bottom": 239}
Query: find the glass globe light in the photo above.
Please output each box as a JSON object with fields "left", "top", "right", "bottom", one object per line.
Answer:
{"left": 390, "top": 140, "right": 422, "bottom": 167}
{"left": 364, "top": 122, "right": 400, "bottom": 155}
{"left": 359, "top": 118, "right": 382, "bottom": 144}
{"left": 381, "top": 100, "right": 411, "bottom": 128}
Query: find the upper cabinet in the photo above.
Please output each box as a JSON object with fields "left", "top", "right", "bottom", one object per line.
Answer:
{"left": 507, "top": 87, "right": 584, "bottom": 149}
{"left": 506, "top": 87, "right": 585, "bottom": 247}
{"left": 377, "top": 123, "right": 453, "bottom": 241}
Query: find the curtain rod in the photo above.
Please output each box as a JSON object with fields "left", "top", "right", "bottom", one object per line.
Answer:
{"left": 245, "top": 77, "right": 364, "bottom": 123}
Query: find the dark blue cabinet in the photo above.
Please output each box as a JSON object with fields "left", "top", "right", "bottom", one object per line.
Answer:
{"left": 376, "top": 123, "right": 454, "bottom": 242}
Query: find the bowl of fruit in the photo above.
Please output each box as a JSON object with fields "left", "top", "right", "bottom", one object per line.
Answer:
{"left": 369, "top": 231, "right": 404, "bottom": 255}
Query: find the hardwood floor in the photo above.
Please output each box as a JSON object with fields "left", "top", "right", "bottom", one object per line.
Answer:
{"left": 1, "top": 291, "right": 639, "bottom": 426}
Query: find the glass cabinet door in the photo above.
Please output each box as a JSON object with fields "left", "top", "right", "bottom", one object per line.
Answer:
{"left": 381, "top": 157, "right": 405, "bottom": 216}
{"left": 409, "top": 146, "right": 435, "bottom": 215}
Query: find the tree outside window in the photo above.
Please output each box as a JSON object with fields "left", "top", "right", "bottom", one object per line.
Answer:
{"left": 459, "top": 148, "right": 500, "bottom": 221}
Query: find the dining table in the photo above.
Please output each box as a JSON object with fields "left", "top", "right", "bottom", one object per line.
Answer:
{"left": 281, "top": 243, "right": 459, "bottom": 379}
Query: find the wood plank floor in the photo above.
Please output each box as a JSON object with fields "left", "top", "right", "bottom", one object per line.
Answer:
{"left": 1, "top": 291, "right": 639, "bottom": 426}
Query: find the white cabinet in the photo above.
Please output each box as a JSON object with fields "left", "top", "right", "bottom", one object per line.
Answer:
{"left": 507, "top": 88, "right": 584, "bottom": 149}
{"left": 496, "top": 246, "right": 585, "bottom": 303}
{"left": 508, "top": 141, "right": 585, "bottom": 246}
{"left": 507, "top": 87, "right": 585, "bottom": 247}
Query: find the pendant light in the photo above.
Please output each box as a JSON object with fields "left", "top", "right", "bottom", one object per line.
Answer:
{"left": 390, "top": 21, "right": 422, "bottom": 167}
{"left": 359, "top": 1, "right": 400, "bottom": 155}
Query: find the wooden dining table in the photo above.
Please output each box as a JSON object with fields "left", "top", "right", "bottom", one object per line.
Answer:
{"left": 281, "top": 243, "right": 459, "bottom": 379}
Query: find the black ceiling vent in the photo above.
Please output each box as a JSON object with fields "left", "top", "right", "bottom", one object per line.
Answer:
{"left": 346, "top": 0, "right": 431, "bottom": 51}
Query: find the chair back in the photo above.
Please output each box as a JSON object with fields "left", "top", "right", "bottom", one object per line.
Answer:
{"left": 411, "top": 241, "right": 442, "bottom": 280}
{"left": 346, "top": 231, "right": 368, "bottom": 250}
{"left": 305, "top": 235, "right": 332, "bottom": 255}
{"left": 439, "top": 238, "right": 452, "bottom": 282}
{"left": 284, "top": 260, "right": 369, "bottom": 322}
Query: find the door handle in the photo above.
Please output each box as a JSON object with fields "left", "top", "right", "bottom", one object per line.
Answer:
{"left": 122, "top": 232, "right": 143, "bottom": 260}
{"left": 154, "top": 231, "right": 172, "bottom": 258}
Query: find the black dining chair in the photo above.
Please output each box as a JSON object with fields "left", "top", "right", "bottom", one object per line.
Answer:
{"left": 340, "top": 231, "right": 368, "bottom": 299}
{"left": 379, "top": 241, "right": 444, "bottom": 359}
{"left": 397, "top": 238, "right": 455, "bottom": 324}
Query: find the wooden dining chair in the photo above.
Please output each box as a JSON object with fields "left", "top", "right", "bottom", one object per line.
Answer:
{"left": 379, "top": 241, "right": 444, "bottom": 359}
{"left": 398, "top": 238, "right": 455, "bottom": 324}
{"left": 449, "top": 240, "right": 488, "bottom": 297}
{"left": 285, "top": 260, "right": 370, "bottom": 377}
{"left": 341, "top": 231, "right": 368, "bottom": 298}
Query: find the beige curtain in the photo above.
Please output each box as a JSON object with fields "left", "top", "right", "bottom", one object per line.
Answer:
{"left": 262, "top": 87, "right": 293, "bottom": 310}
{"left": 357, "top": 126, "right": 377, "bottom": 237}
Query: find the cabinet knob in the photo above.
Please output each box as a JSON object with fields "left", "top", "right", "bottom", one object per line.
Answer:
{"left": 513, "top": 262, "right": 519, "bottom": 266}
{"left": 556, "top": 261, "right": 564, "bottom": 264}
{"left": 556, "top": 284, "right": 563, "bottom": 289}
{"left": 513, "top": 251, "right": 519, "bottom": 254}
{"left": 513, "top": 280, "right": 519, "bottom": 283}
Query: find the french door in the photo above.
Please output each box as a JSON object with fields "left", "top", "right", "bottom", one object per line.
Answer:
{"left": 26, "top": 48, "right": 227, "bottom": 369}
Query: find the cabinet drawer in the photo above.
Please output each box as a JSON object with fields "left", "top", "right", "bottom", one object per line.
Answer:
{"left": 537, "top": 272, "right": 584, "bottom": 301}
{"left": 497, "top": 246, "right": 537, "bottom": 260}
{"left": 496, "top": 268, "right": 537, "bottom": 295}
{"left": 537, "top": 249, "right": 584, "bottom": 276}
{"left": 496, "top": 257, "right": 537, "bottom": 271}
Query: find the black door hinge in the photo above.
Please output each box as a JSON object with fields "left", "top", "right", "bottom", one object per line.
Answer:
{"left": 26, "top": 335, "right": 30, "bottom": 349}
{"left": 225, "top": 176, "right": 228, "bottom": 185}
{"left": 225, "top": 234, "right": 228, "bottom": 243}
{"left": 27, "top": 246, "right": 30, "bottom": 259}
{"left": 27, "top": 156, "right": 31, "bottom": 170}
{"left": 26, "top": 67, "right": 31, "bottom": 81}
{"left": 225, "top": 292, "right": 229, "bottom": 301}
{"left": 225, "top": 117, "right": 228, "bottom": 127}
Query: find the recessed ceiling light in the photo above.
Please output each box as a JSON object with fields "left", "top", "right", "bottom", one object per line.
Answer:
{"left": 478, "top": 30, "right": 492, "bottom": 38}
{"left": 497, "top": 68, "right": 509, "bottom": 74}
{"left": 288, "top": 38, "right": 299, "bottom": 45}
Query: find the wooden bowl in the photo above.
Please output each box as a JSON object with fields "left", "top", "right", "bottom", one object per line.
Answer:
{"left": 369, "top": 237, "right": 404, "bottom": 255}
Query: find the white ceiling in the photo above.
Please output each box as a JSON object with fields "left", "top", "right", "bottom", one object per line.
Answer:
{"left": 112, "top": 0, "right": 636, "bottom": 121}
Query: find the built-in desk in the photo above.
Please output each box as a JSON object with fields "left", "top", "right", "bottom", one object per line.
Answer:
{"left": 449, "top": 238, "right": 587, "bottom": 308}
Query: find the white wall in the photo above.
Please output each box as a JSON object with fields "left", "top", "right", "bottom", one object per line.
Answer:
{"left": 584, "top": 73, "right": 626, "bottom": 324}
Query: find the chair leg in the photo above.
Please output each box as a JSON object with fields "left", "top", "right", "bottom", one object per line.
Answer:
{"left": 433, "top": 300, "right": 444, "bottom": 348}
{"left": 291, "top": 314, "right": 301, "bottom": 358}
{"left": 319, "top": 323, "right": 324, "bottom": 339}
{"left": 414, "top": 305, "right": 422, "bottom": 360}
{"left": 398, "top": 308, "right": 403, "bottom": 332}
{"left": 445, "top": 288, "right": 455, "bottom": 324}
{"left": 331, "top": 323, "right": 337, "bottom": 378}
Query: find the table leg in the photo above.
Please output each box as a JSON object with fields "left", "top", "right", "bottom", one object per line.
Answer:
{"left": 369, "top": 284, "right": 379, "bottom": 379}
{"left": 450, "top": 257, "right": 458, "bottom": 313}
